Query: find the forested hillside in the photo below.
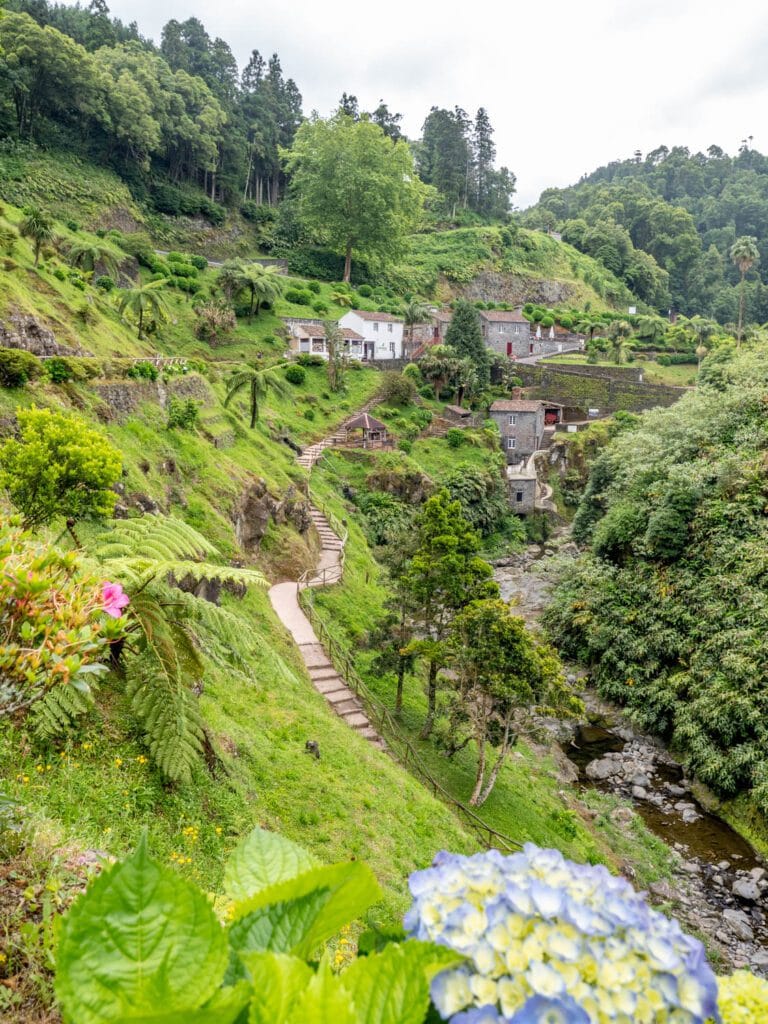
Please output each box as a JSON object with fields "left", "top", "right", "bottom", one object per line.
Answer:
{"left": 526, "top": 144, "right": 768, "bottom": 323}
{"left": 544, "top": 345, "right": 768, "bottom": 826}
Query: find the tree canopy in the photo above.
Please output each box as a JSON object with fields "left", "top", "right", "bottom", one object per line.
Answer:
{"left": 284, "top": 114, "right": 428, "bottom": 282}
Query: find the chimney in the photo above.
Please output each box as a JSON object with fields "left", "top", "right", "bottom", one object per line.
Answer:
{"left": 511, "top": 386, "right": 523, "bottom": 399}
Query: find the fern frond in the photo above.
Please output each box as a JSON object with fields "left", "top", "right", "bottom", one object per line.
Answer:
{"left": 91, "top": 516, "right": 219, "bottom": 562}
{"left": 103, "top": 558, "right": 266, "bottom": 592}
{"left": 126, "top": 651, "right": 205, "bottom": 784}
{"left": 171, "top": 590, "right": 253, "bottom": 674}
{"left": 31, "top": 680, "right": 98, "bottom": 740}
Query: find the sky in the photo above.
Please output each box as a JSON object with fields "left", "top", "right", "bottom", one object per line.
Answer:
{"left": 86, "top": 0, "right": 768, "bottom": 206}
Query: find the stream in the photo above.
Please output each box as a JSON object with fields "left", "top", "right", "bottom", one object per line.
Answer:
{"left": 493, "top": 535, "right": 768, "bottom": 972}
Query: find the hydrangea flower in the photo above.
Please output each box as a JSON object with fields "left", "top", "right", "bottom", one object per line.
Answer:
{"left": 405, "top": 844, "right": 719, "bottom": 1024}
{"left": 102, "top": 581, "right": 130, "bottom": 618}
{"left": 717, "top": 970, "right": 768, "bottom": 1024}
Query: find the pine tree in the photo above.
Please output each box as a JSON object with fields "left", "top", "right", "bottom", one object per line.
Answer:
{"left": 473, "top": 107, "right": 496, "bottom": 216}
{"left": 444, "top": 300, "right": 489, "bottom": 386}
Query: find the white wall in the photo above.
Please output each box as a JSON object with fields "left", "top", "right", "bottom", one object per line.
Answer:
{"left": 340, "top": 312, "right": 403, "bottom": 359}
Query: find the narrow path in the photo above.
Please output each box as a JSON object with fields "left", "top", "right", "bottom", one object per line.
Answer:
{"left": 268, "top": 423, "right": 386, "bottom": 748}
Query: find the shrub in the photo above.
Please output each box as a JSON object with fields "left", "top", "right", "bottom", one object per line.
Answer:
{"left": 0, "top": 347, "right": 44, "bottom": 386}
{"left": 193, "top": 301, "right": 236, "bottom": 347}
{"left": 46, "top": 357, "right": 78, "bottom": 383}
{"left": 285, "top": 364, "right": 306, "bottom": 385}
{"left": 657, "top": 354, "right": 672, "bottom": 366}
{"left": 0, "top": 518, "right": 124, "bottom": 739}
{"left": 65, "top": 219, "right": 80, "bottom": 232}
{"left": 284, "top": 288, "right": 304, "bottom": 304}
{"left": 402, "top": 362, "right": 422, "bottom": 383}
{"left": 307, "top": 279, "right": 321, "bottom": 293}
{"left": 312, "top": 300, "right": 329, "bottom": 314}
{"left": 419, "top": 384, "right": 434, "bottom": 399}
{"left": 303, "top": 407, "right": 315, "bottom": 420}
{"left": 167, "top": 397, "right": 200, "bottom": 430}
{"left": 378, "top": 371, "right": 416, "bottom": 405}
{"left": 0, "top": 225, "right": 18, "bottom": 255}
{"left": 95, "top": 274, "right": 114, "bottom": 291}
{"left": 398, "top": 439, "right": 412, "bottom": 453}
{"left": 53, "top": 265, "right": 67, "bottom": 280}
{"left": 357, "top": 283, "right": 373, "bottom": 297}
{"left": 0, "top": 407, "right": 122, "bottom": 526}
{"left": 296, "top": 353, "right": 324, "bottom": 367}
{"left": 240, "top": 200, "right": 276, "bottom": 223}
{"left": 126, "top": 361, "right": 159, "bottom": 381}
{"left": 446, "top": 427, "right": 465, "bottom": 448}
{"left": 189, "top": 254, "right": 208, "bottom": 271}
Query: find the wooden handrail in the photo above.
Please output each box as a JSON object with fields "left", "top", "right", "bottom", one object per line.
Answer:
{"left": 299, "top": 588, "right": 521, "bottom": 853}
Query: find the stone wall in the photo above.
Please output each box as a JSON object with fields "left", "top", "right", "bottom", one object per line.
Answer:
{"left": 515, "top": 364, "right": 686, "bottom": 414}
{"left": 92, "top": 373, "right": 214, "bottom": 422}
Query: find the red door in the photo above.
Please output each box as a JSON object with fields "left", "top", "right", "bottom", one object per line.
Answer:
{"left": 506, "top": 342, "right": 513, "bottom": 357}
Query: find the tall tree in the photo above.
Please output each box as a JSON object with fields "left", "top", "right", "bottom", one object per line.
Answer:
{"left": 730, "top": 235, "right": 760, "bottom": 343}
{"left": 285, "top": 114, "right": 427, "bottom": 282}
{"left": 399, "top": 491, "right": 498, "bottom": 738}
{"left": 446, "top": 599, "right": 573, "bottom": 806}
{"left": 418, "top": 107, "right": 471, "bottom": 216}
{"left": 444, "top": 300, "right": 489, "bottom": 385}
{"left": 223, "top": 367, "right": 288, "bottom": 429}
{"left": 473, "top": 107, "right": 495, "bottom": 215}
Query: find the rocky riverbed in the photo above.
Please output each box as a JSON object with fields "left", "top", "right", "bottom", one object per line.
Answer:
{"left": 493, "top": 536, "right": 768, "bottom": 973}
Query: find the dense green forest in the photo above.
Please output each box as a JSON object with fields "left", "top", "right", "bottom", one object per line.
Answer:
{"left": 0, "top": 0, "right": 515, "bottom": 226}
{"left": 544, "top": 345, "right": 768, "bottom": 814}
{"left": 526, "top": 144, "right": 768, "bottom": 324}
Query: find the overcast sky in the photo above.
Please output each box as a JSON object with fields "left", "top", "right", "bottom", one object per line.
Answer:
{"left": 90, "top": 0, "right": 768, "bottom": 206}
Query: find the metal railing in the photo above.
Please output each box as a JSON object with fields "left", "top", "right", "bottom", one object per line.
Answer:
{"left": 299, "top": 587, "right": 521, "bottom": 854}
{"left": 297, "top": 496, "right": 349, "bottom": 592}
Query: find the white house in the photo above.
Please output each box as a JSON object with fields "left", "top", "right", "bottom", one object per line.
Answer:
{"left": 283, "top": 319, "right": 366, "bottom": 360}
{"left": 339, "top": 310, "right": 404, "bottom": 360}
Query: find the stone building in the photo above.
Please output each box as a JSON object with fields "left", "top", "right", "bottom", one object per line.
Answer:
{"left": 479, "top": 309, "right": 532, "bottom": 357}
{"left": 489, "top": 398, "right": 547, "bottom": 465}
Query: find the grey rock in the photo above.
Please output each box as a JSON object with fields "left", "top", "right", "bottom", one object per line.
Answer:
{"left": 732, "top": 878, "right": 761, "bottom": 901}
{"left": 718, "top": 861, "right": 731, "bottom": 871}
{"left": 680, "top": 861, "right": 701, "bottom": 875}
{"left": 681, "top": 809, "right": 700, "bottom": 824}
{"left": 750, "top": 949, "right": 768, "bottom": 968}
{"left": 666, "top": 784, "right": 687, "bottom": 797}
{"left": 630, "top": 773, "right": 650, "bottom": 788}
{"left": 649, "top": 880, "right": 676, "bottom": 901}
{"left": 723, "top": 909, "right": 755, "bottom": 941}
{"left": 749, "top": 867, "right": 767, "bottom": 883}
{"left": 585, "top": 758, "right": 618, "bottom": 781}
{"left": 631, "top": 785, "right": 648, "bottom": 800}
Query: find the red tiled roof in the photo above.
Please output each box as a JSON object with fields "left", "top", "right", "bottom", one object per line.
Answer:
{"left": 433, "top": 310, "right": 453, "bottom": 322}
{"left": 349, "top": 309, "right": 402, "bottom": 323}
{"left": 490, "top": 399, "right": 546, "bottom": 412}
{"left": 342, "top": 328, "right": 364, "bottom": 341}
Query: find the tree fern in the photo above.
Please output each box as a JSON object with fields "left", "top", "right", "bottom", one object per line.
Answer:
{"left": 31, "top": 675, "right": 102, "bottom": 740}
{"left": 83, "top": 516, "right": 266, "bottom": 782}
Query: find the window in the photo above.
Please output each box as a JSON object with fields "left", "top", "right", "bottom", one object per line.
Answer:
{"left": 389, "top": 342, "right": 395, "bottom": 353}
{"left": 508, "top": 414, "right": 517, "bottom": 426}
{"left": 507, "top": 438, "right": 517, "bottom": 450}
{"left": 311, "top": 339, "right": 325, "bottom": 353}
{"left": 387, "top": 323, "right": 393, "bottom": 332}
{"left": 373, "top": 322, "right": 379, "bottom": 332}
{"left": 514, "top": 326, "right": 520, "bottom": 334}
{"left": 516, "top": 490, "right": 524, "bottom": 503}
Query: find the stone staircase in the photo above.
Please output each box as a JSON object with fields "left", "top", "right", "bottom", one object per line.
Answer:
{"left": 300, "top": 640, "right": 386, "bottom": 749}
{"left": 296, "top": 430, "right": 348, "bottom": 469}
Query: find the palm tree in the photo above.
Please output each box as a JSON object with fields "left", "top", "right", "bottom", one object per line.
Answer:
{"left": 607, "top": 319, "right": 633, "bottom": 364}
{"left": 330, "top": 290, "right": 353, "bottom": 307}
{"left": 420, "top": 344, "right": 460, "bottom": 400}
{"left": 402, "top": 300, "right": 431, "bottom": 359}
{"left": 730, "top": 236, "right": 760, "bottom": 344}
{"left": 454, "top": 357, "right": 478, "bottom": 407}
{"left": 68, "top": 239, "right": 122, "bottom": 278}
{"left": 224, "top": 367, "right": 289, "bottom": 429}
{"left": 116, "top": 280, "right": 170, "bottom": 339}
{"left": 19, "top": 205, "right": 55, "bottom": 267}
{"left": 218, "top": 260, "right": 284, "bottom": 319}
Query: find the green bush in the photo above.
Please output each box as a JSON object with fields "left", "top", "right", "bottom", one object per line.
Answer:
{"left": 358, "top": 284, "right": 373, "bottom": 297}
{"left": 167, "top": 397, "right": 200, "bottom": 430}
{"left": 126, "top": 361, "right": 159, "bottom": 382}
{"left": 94, "top": 274, "right": 114, "bottom": 291}
{"left": 284, "top": 288, "right": 306, "bottom": 304}
{"left": 240, "top": 200, "right": 276, "bottom": 223}
{"left": 312, "top": 300, "right": 329, "bottom": 314}
{"left": 285, "top": 364, "right": 306, "bottom": 385}
{"left": 53, "top": 827, "right": 452, "bottom": 1024}
{"left": 46, "top": 357, "right": 78, "bottom": 383}
{"left": 65, "top": 219, "right": 80, "bottom": 232}
{"left": 378, "top": 371, "right": 416, "bottom": 405}
{"left": 303, "top": 407, "right": 315, "bottom": 421}
{"left": 0, "top": 347, "right": 44, "bottom": 387}
{"left": 657, "top": 355, "right": 672, "bottom": 366}
{"left": 296, "top": 353, "right": 325, "bottom": 367}
{"left": 446, "top": 428, "right": 466, "bottom": 448}
{"left": 53, "top": 265, "right": 67, "bottom": 281}
{"left": 189, "top": 254, "right": 208, "bottom": 271}
{"left": 0, "top": 407, "right": 121, "bottom": 526}
{"left": 307, "top": 280, "right": 321, "bottom": 294}
{"left": 398, "top": 439, "right": 413, "bottom": 453}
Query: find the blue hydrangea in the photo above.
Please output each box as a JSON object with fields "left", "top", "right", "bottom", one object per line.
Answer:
{"left": 405, "top": 844, "right": 719, "bottom": 1024}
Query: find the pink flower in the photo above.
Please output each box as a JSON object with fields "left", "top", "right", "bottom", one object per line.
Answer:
{"left": 102, "top": 582, "right": 130, "bottom": 619}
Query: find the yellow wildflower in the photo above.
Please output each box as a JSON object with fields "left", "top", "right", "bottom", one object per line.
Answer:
{"left": 114, "top": 757, "right": 123, "bottom": 767}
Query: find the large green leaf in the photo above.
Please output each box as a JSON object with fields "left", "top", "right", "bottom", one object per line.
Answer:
{"left": 224, "top": 827, "right": 318, "bottom": 901}
{"left": 56, "top": 836, "right": 229, "bottom": 1024}
{"left": 113, "top": 982, "right": 252, "bottom": 1024}
{"left": 340, "top": 941, "right": 463, "bottom": 1024}
{"left": 233, "top": 861, "right": 381, "bottom": 959}
{"left": 228, "top": 889, "right": 331, "bottom": 955}
{"left": 285, "top": 961, "right": 357, "bottom": 1024}
{"left": 241, "top": 952, "right": 312, "bottom": 1024}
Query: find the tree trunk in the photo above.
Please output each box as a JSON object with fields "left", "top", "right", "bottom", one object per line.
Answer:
{"left": 137, "top": 306, "right": 144, "bottom": 339}
{"left": 469, "top": 735, "right": 486, "bottom": 806}
{"left": 250, "top": 379, "right": 258, "bottom": 429}
{"left": 419, "top": 660, "right": 438, "bottom": 739}
{"left": 343, "top": 241, "right": 353, "bottom": 283}
{"left": 33, "top": 242, "right": 40, "bottom": 268}
{"left": 395, "top": 658, "right": 406, "bottom": 718}
{"left": 475, "top": 723, "right": 513, "bottom": 807}
{"left": 737, "top": 270, "right": 745, "bottom": 345}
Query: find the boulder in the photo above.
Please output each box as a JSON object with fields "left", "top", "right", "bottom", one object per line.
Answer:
{"left": 723, "top": 909, "right": 755, "bottom": 942}
{"left": 585, "top": 757, "right": 618, "bottom": 781}
{"left": 732, "top": 878, "right": 761, "bottom": 902}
